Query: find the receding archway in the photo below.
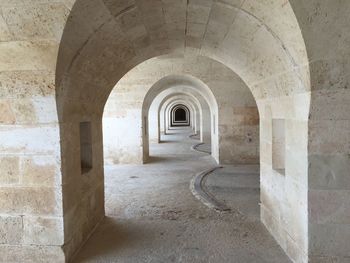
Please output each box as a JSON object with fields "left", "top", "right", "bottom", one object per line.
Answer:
{"left": 171, "top": 104, "right": 189, "bottom": 126}
{"left": 141, "top": 75, "right": 218, "bottom": 162}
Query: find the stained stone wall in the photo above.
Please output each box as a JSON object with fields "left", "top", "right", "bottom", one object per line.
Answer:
{"left": 290, "top": 1, "right": 350, "bottom": 261}
{"left": 0, "top": 0, "right": 70, "bottom": 261}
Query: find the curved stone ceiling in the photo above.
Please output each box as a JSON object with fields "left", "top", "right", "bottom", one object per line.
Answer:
{"left": 56, "top": 0, "right": 309, "bottom": 116}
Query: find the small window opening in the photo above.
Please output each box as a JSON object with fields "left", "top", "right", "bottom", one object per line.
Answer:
{"left": 272, "top": 119, "right": 285, "bottom": 175}
{"left": 80, "top": 122, "right": 92, "bottom": 174}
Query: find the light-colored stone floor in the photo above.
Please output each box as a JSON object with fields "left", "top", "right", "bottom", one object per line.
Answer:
{"left": 73, "top": 128, "right": 291, "bottom": 263}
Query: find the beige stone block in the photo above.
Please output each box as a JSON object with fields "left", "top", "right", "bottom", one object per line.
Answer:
{"left": 21, "top": 155, "right": 59, "bottom": 187}
{"left": 285, "top": 119, "right": 308, "bottom": 152}
{"left": 0, "top": 9, "right": 12, "bottom": 42}
{"left": 260, "top": 141, "right": 272, "bottom": 165}
{"left": 0, "top": 156, "right": 19, "bottom": 185}
{"left": 285, "top": 233, "right": 308, "bottom": 263}
{"left": 10, "top": 99, "right": 37, "bottom": 124}
{"left": 0, "top": 125, "right": 60, "bottom": 155}
{"left": 309, "top": 223, "right": 350, "bottom": 257}
{"left": 203, "top": 20, "right": 229, "bottom": 47}
{"left": 0, "top": 216, "right": 23, "bottom": 244}
{"left": 232, "top": 107, "right": 259, "bottom": 125}
{"left": 261, "top": 205, "right": 286, "bottom": 250}
{"left": 163, "top": 4, "right": 186, "bottom": 24}
{"left": 0, "top": 244, "right": 65, "bottom": 263}
{"left": 0, "top": 100, "right": 15, "bottom": 124}
{"left": 260, "top": 118, "right": 272, "bottom": 142}
{"left": 0, "top": 187, "right": 62, "bottom": 216}
{"left": 292, "top": 92, "right": 311, "bottom": 120}
{"left": 23, "top": 216, "right": 63, "bottom": 245}
{"left": 0, "top": 71, "right": 55, "bottom": 99}
{"left": 209, "top": 2, "right": 236, "bottom": 25}
{"left": 310, "top": 88, "right": 350, "bottom": 121}
{"left": 283, "top": 181, "right": 308, "bottom": 251}
{"left": 260, "top": 186, "right": 282, "bottom": 222}
{"left": 261, "top": 163, "right": 286, "bottom": 200}
{"left": 285, "top": 148, "right": 308, "bottom": 186}
{"left": 187, "top": 3, "right": 211, "bottom": 24}
{"left": 2, "top": 3, "right": 69, "bottom": 41}
{"left": 63, "top": 184, "right": 104, "bottom": 244}
{"left": 186, "top": 23, "right": 206, "bottom": 38}
{"left": 0, "top": 40, "right": 59, "bottom": 72}
{"left": 309, "top": 190, "right": 350, "bottom": 225}
{"left": 309, "top": 59, "right": 350, "bottom": 91}
{"left": 116, "top": 7, "right": 142, "bottom": 32}
{"left": 309, "top": 120, "right": 349, "bottom": 155}
{"left": 309, "top": 154, "right": 350, "bottom": 190}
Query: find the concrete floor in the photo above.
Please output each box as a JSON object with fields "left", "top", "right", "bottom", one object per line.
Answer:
{"left": 73, "top": 128, "right": 291, "bottom": 263}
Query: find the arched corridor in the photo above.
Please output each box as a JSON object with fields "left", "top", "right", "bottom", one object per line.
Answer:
{"left": 171, "top": 105, "right": 190, "bottom": 125}
{"left": 0, "top": 1, "right": 349, "bottom": 262}
{"left": 74, "top": 128, "right": 290, "bottom": 263}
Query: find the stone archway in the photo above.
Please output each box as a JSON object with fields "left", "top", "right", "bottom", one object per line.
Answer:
{"left": 12, "top": 1, "right": 350, "bottom": 262}
{"left": 171, "top": 104, "right": 190, "bottom": 126}
{"left": 55, "top": 1, "right": 310, "bottom": 257}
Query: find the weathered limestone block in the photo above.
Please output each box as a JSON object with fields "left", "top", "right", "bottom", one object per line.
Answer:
{"left": 309, "top": 223, "right": 350, "bottom": 258}
{"left": 0, "top": 216, "right": 23, "bottom": 244}
{"left": 232, "top": 106, "right": 259, "bottom": 126}
{"left": 0, "top": 41, "right": 58, "bottom": 72}
{"left": 2, "top": 3, "right": 69, "bottom": 41}
{"left": 23, "top": 217, "right": 63, "bottom": 246}
{"left": 0, "top": 244, "right": 65, "bottom": 263}
{"left": 0, "top": 9, "right": 12, "bottom": 42}
{"left": 309, "top": 119, "right": 349, "bottom": 155}
{"left": 309, "top": 154, "right": 350, "bottom": 190}
{"left": 0, "top": 187, "right": 61, "bottom": 216}
{"left": 21, "top": 156, "right": 59, "bottom": 187}
{"left": 0, "top": 156, "right": 19, "bottom": 184}
{"left": 63, "top": 184, "right": 104, "bottom": 260}
{"left": 0, "top": 71, "right": 55, "bottom": 99}
{"left": 309, "top": 189, "right": 350, "bottom": 226}
{"left": 0, "top": 125, "right": 60, "bottom": 155}
{"left": 0, "top": 100, "right": 15, "bottom": 124}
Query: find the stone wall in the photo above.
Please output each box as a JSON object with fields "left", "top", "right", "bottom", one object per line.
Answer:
{"left": 291, "top": 1, "right": 350, "bottom": 261}
{"left": 0, "top": 1, "right": 70, "bottom": 261}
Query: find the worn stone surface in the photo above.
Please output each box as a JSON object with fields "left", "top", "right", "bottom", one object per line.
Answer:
{"left": 74, "top": 129, "right": 290, "bottom": 263}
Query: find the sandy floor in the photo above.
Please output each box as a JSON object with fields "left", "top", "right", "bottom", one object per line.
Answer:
{"left": 73, "top": 128, "right": 291, "bottom": 263}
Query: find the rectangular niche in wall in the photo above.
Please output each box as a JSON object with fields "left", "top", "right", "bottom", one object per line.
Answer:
{"left": 80, "top": 122, "right": 93, "bottom": 174}
{"left": 272, "top": 119, "right": 285, "bottom": 175}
